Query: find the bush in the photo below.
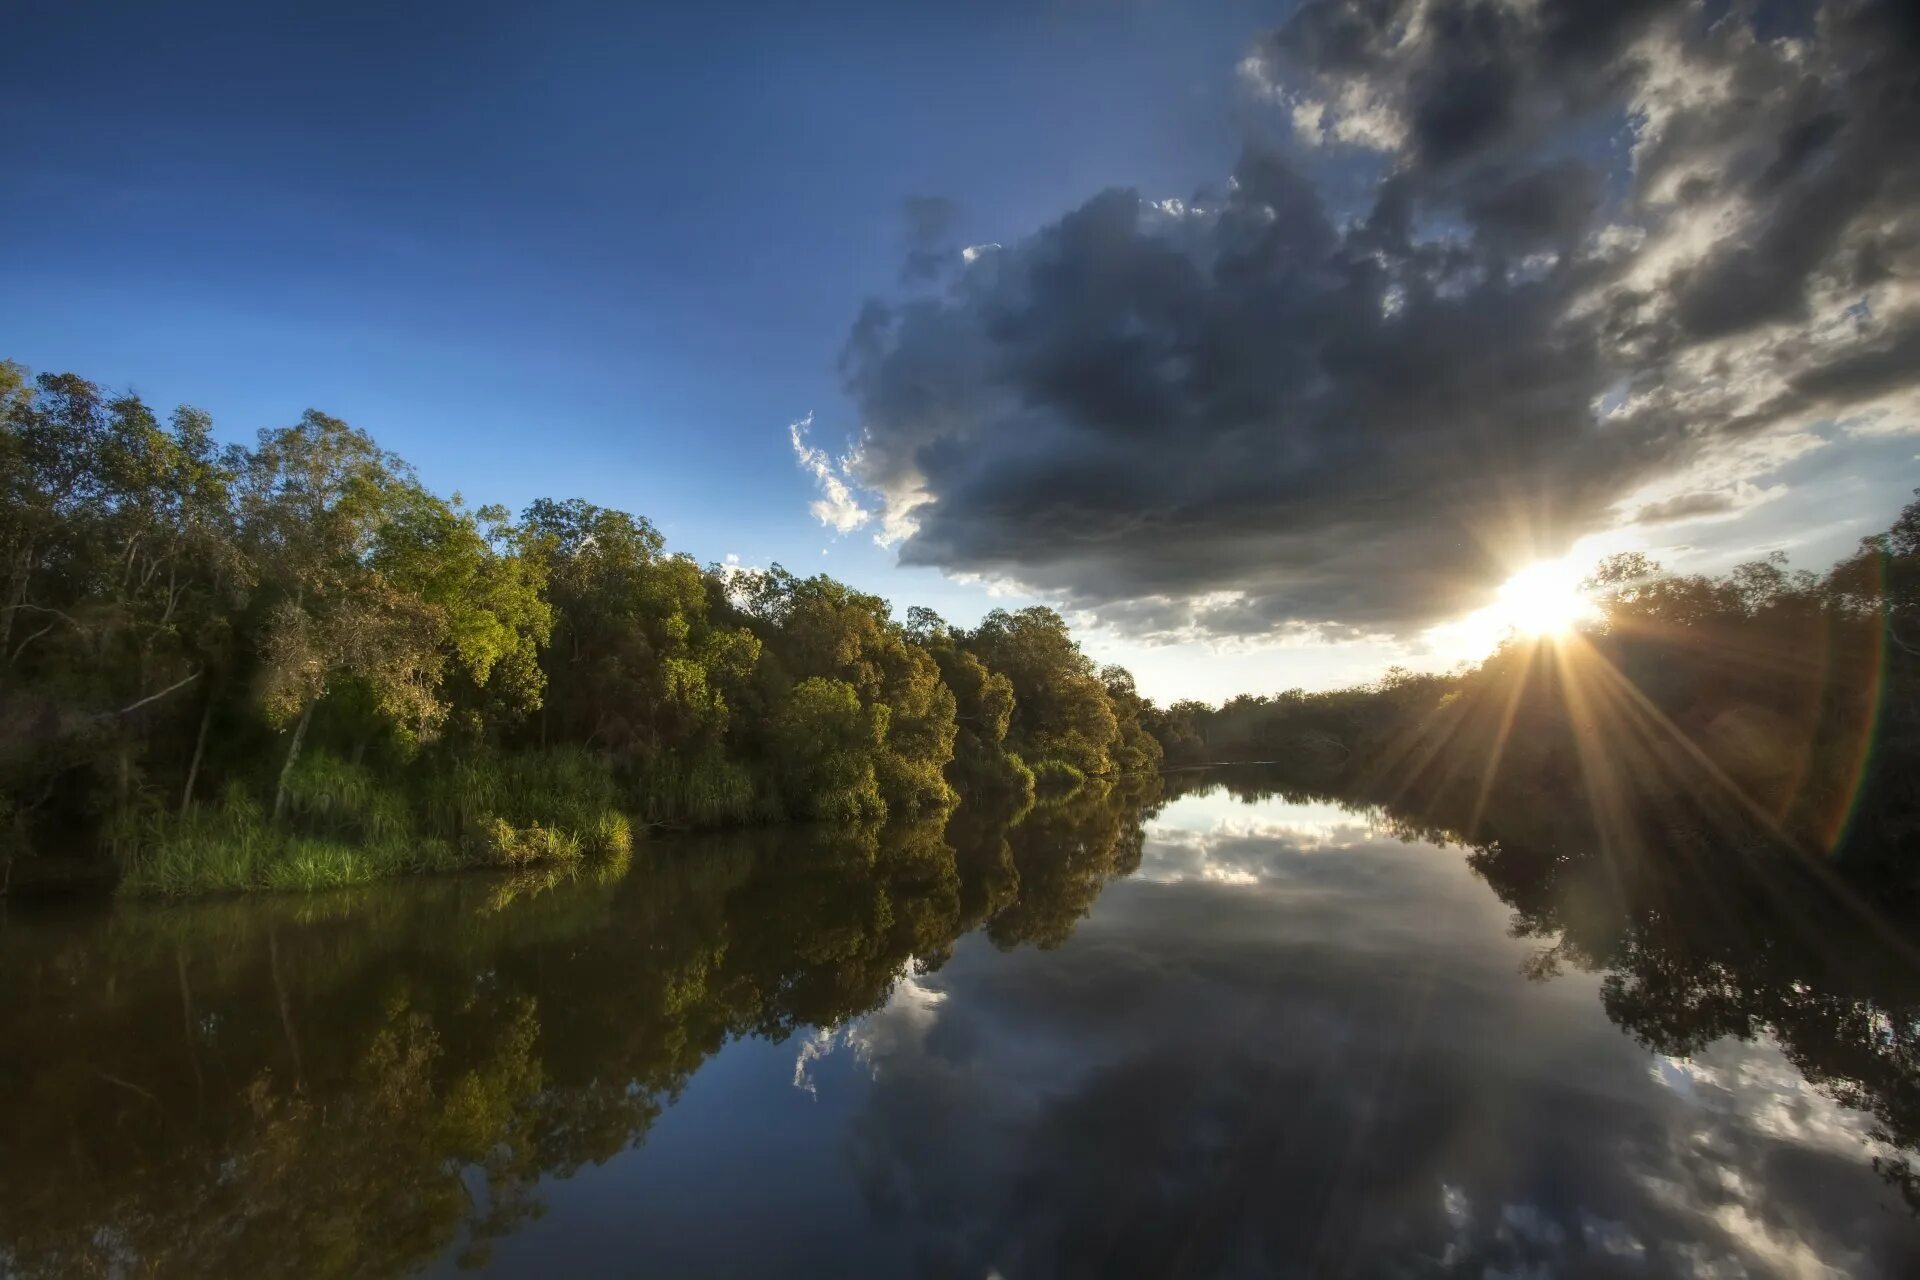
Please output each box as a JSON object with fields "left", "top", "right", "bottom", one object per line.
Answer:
{"left": 478, "top": 818, "right": 582, "bottom": 867}
{"left": 771, "top": 678, "right": 890, "bottom": 822}
{"left": 1030, "top": 758, "right": 1086, "bottom": 789}
{"left": 583, "top": 810, "right": 633, "bottom": 859}
{"left": 261, "top": 839, "right": 380, "bottom": 893}
{"left": 118, "top": 775, "right": 518, "bottom": 898}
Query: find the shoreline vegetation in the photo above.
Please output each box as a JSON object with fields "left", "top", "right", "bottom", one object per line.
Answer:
{"left": 3, "top": 360, "right": 1916, "bottom": 898}
{"left": 0, "top": 362, "right": 1162, "bottom": 897}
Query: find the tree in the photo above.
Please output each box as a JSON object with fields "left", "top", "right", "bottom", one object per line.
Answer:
{"left": 523, "top": 498, "right": 760, "bottom": 760}
{"left": 770, "top": 677, "right": 888, "bottom": 820}
{"left": 741, "top": 568, "right": 956, "bottom": 813}
{"left": 968, "top": 607, "right": 1119, "bottom": 775}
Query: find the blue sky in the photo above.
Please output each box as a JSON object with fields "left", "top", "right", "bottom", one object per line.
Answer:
{"left": 1, "top": 1, "right": 1277, "bottom": 691}
{"left": 5, "top": 0, "right": 1916, "bottom": 703}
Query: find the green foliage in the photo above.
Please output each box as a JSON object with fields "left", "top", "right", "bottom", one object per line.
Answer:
{"left": 3, "top": 360, "right": 1172, "bottom": 893}
{"left": 119, "top": 784, "right": 278, "bottom": 896}
{"left": 120, "top": 749, "right": 609, "bottom": 896}
{"left": 970, "top": 606, "right": 1121, "bottom": 775}
{"left": 585, "top": 810, "right": 634, "bottom": 859}
{"left": 418, "top": 746, "right": 626, "bottom": 860}
{"left": 282, "top": 751, "right": 410, "bottom": 842}
{"left": 771, "top": 677, "right": 889, "bottom": 821}
{"left": 1030, "top": 757, "right": 1087, "bottom": 789}
{"left": 478, "top": 818, "right": 583, "bottom": 867}
{"left": 633, "top": 751, "right": 775, "bottom": 827}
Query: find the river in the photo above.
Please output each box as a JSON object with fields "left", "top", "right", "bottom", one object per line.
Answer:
{"left": 2, "top": 768, "right": 1917, "bottom": 1277}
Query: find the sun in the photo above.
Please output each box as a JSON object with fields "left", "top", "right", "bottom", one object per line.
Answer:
{"left": 1491, "top": 558, "right": 1596, "bottom": 638}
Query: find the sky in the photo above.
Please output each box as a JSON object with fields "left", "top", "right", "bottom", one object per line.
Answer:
{"left": 4, "top": 0, "right": 1916, "bottom": 704}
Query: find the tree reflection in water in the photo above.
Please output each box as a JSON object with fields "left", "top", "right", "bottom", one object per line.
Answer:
{"left": 0, "top": 777, "right": 1161, "bottom": 1277}
{"left": 1170, "top": 765, "right": 1920, "bottom": 1220}
{"left": 2, "top": 766, "right": 1917, "bottom": 1275}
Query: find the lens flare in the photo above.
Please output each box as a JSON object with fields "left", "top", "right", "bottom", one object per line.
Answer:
{"left": 1491, "top": 559, "right": 1597, "bottom": 639}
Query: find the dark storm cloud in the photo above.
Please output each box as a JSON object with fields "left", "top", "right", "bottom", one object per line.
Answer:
{"left": 820, "top": 0, "right": 1920, "bottom": 639}
{"left": 1630, "top": 489, "right": 1743, "bottom": 524}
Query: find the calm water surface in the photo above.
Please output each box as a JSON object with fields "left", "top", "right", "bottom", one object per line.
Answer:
{"left": 3, "top": 771, "right": 1918, "bottom": 1277}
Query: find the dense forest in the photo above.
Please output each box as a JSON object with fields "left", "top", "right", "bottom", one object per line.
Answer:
{"left": 1150, "top": 496, "right": 1920, "bottom": 886}
{"left": 0, "top": 362, "right": 1161, "bottom": 894}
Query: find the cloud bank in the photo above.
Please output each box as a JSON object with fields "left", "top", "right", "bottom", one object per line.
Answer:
{"left": 810, "top": 0, "right": 1920, "bottom": 641}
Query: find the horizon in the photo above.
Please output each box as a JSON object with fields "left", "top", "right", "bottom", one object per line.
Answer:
{"left": 5, "top": 0, "right": 1916, "bottom": 705}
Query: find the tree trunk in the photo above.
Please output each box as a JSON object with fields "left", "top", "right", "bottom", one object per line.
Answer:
{"left": 181, "top": 681, "right": 216, "bottom": 817}
{"left": 272, "top": 702, "right": 315, "bottom": 824}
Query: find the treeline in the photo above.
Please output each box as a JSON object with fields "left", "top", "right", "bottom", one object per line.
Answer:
{"left": 1150, "top": 494, "right": 1920, "bottom": 883}
{"left": 0, "top": 362, "right": 1160, "bottom": 893}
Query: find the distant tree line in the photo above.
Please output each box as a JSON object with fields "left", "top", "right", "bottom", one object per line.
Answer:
{"left": 1147, "top": 494, "right": 1920, "bottom": 884}
{"left": 0, "top": 362, "right": 1160, "bottom": 893}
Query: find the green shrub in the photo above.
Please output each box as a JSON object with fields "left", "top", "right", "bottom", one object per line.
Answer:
{"left": 262, "top": 839, "right": 377, "bottom": 893}
{"left": 1030, "top": 757, "right": 1086, "bottom": 788}
{"left": 478, "top": 817, "right": 582, "bottom": 867}
{"left": 877, "top": 752, "right": 958, "bottom": 816}
{"left": 1002, "top": 752, "right": 1037, "bottom": 797}
{"left": 123, "top": 781, "right": 484, "bottom": 897}
{"left": 582, "top": 810, "right": 632, "bottom": 859}
{"left": 808, "top": 774, "right": 888, "bottom": 823}
{"left": 423, "top": 746, "right": 625, "bottom": 848}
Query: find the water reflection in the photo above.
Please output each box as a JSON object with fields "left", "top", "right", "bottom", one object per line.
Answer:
{"left": 1, "top": 769, "right": 1916, "bottom": 1277}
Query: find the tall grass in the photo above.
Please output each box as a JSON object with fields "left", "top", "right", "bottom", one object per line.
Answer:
{"left": 420, "top": 746, "right": 631, "bottom": 855}
{"left": 120, "top": 783, "right": 467, "bottom": 896}
{"left": 119, "top": 784, "right": 278, "bottom": 897}
{"left": 1030, "top": 757, "right": 1087, "bottom": 789}
{"left": 282, "top": 752, "right": 411, "bottom": 841}
{"left": 120, "top": 746, "right": 628, "bottom": 897}
{"left": 633, "top": 751, "right": 777, "bottom": 828}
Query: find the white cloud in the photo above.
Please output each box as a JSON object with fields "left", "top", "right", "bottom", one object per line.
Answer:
{"left": 788, "top": 412, "right": 872, "bottom": 534}
{"left": 791, "top": 967, "right": 949, "bottom": 1098}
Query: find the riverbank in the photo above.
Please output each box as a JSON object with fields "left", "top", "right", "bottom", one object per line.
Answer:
{"left": 110, "top": 747, "right": 637, "bottom": 897}
{"left": 17, "top": 744, "right": 1052, "bottom": 900}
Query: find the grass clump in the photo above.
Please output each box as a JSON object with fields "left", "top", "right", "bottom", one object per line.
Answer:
{"left": 282, "top": 751, "right": 410, "bottom": 841}
{"left": 634, "top": 752, "right": 775, "bottom": 828}
{"left": 478, "top": 817, "right": 582, "bottom": 867}
{"left": 260, "top": 839, "right": 379, "bottom": 893}
{"left": 423, "top": 746, "right": 631, "bottom": 858}
{"left": 583, "top": 810, "right": 633, "bottom": 858}
{"left": 120, "top": 785, "right": 278, "bottom": 897}
{"left": 1030, "top": 758, "right": 1087, "bottom": 789}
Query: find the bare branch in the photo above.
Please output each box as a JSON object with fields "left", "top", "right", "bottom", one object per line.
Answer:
{"left": 111, "top": 668, "right": 202, "bottom": 719}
